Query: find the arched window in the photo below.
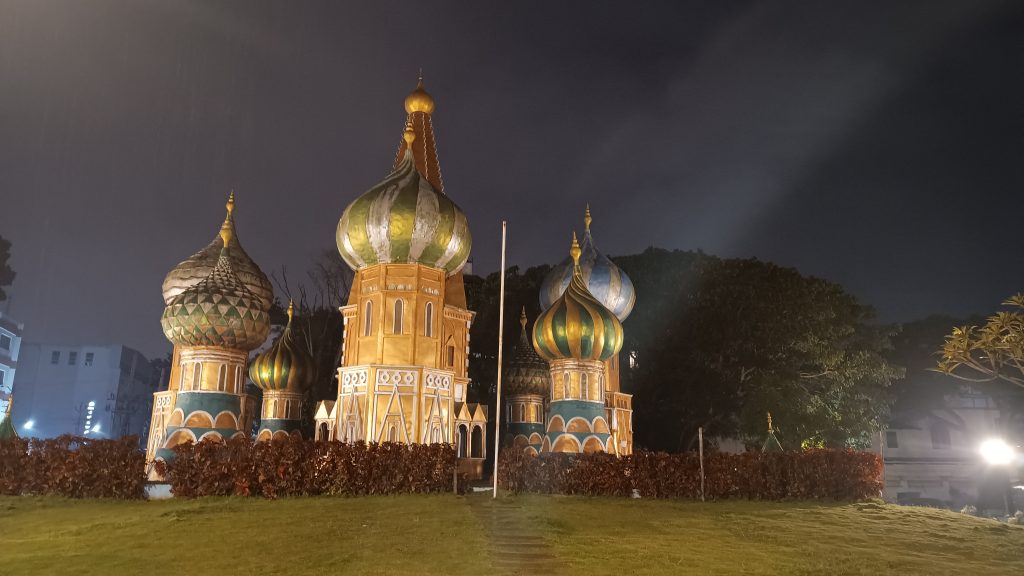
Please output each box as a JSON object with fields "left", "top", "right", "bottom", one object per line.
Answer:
{"left": 284, "top": 400, "right": 292, "bottom": 419}
{"left": 470, "top": 426, "right": 483, "bottom": 458}
{"left": 447, "top": 345, "right": 456, "bottom": 367}
{"left": 317, "top": 422, "right": 328, "bottom": 441}
{"left": 387, "top": 423, "right": 399, "bottom": 443}
{"left": 424, "top": 302, "right": 434, "bottom": 337}
{"left": 431, "top": 426, "right": 441, "bottom": 444}
{"left": 217, "top": 365, "right": 227, "bottom": 392}
{"left": 363, "top": 301, "right": 373, "bottom": 337}
{"left": 581, "top": 373, "right": 589, "bottom": 401}
{"left": 192, "top": 363, "right": 202, "bottom": 391}
{"left": 563, "top": 372, "right": 570, "bottom": 400}
{"left": 457, "top": 425, "right": 468, "bottom": 457}
{"left": 235, "top": 366, "right": 243, "bottom": 394}
{"left": 393, "top": 299, "right": 404, "bottom": 334}
{"left": 178, "top": 364, "right": 186, "bottom": 391}
{"left": 519, "top": 404, "right": 526, "bottom": 423}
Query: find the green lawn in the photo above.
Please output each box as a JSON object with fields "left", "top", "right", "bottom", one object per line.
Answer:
{"left": 2, "top": 494, "right": 1022, "bottom": 575}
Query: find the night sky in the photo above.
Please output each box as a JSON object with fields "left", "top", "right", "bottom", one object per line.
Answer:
{"left": 1, "top": 1, "right": 1023, "bottom": 359}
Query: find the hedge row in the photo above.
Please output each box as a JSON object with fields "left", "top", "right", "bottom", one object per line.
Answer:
{"left": 157, "top": 437, "right": 459, "bottom": 498}
{"left": 0, "top": 435, "right": 146, "bottom": 499}
{"left": 498, "top": 448, "right": 883, "bottom": 500}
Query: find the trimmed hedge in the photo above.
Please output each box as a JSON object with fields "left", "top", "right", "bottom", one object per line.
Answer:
{"left": 156, "top": 437, "right": 459, "bottom": 498}
{"left": 0, "top": 435, "right": 146, "bottom": 499}
{"left": 498, "top": 448, "right": 883, "bottom": 500}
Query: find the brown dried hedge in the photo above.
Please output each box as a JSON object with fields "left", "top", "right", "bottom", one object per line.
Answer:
{"left": 0, "top": 435, "right": 146, "bottom": 499}
{"left": 499, "top": 448, "right": 882, "bottom": 501}
{"left": 157, "top": 436, "right": 458, "bottom": 498}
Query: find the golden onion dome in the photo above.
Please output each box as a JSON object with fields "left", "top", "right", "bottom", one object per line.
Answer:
{"left": 336, "top": 124, "right": 472, "bottom": 275}
{"left": 248, "top": 301, "right": 313, "bottom": 392}
{"left": 504, "top": 308, "right": 550, "bottom": 397}
{"left": 161, "top": 193, "right": 273, "bottom": 306}
{"left": 404, "top": 77, "right": 435, "bottom": 114}
{"left": 161, "top": 226, "right": 271, "bottom": 351}
{"left": 533, "top": 233, "right": 624, "bottom": 362}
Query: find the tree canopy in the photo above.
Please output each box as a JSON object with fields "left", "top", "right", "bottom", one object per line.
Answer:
{"left": 936, "top": 294, "right": 1024, "bottom": 412}
{"left": 0, "top": 235, "right": 14, "bottom": 302}
{"left": 614, "top": 248, "right": 901, "bottom": 451}
{"left": 464, "top": 247, "right": 901, "bottom": 452}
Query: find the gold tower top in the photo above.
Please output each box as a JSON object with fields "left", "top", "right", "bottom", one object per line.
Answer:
{"left": 404, "top": 76, "right": 435, "bottom": 115}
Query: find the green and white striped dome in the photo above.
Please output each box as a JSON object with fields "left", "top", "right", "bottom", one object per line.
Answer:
{"left": 335, "top": 131, "right": 472, "bottom": 276}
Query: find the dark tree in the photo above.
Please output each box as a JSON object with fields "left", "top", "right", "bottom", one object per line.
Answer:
{"left": 615, "top": 248, "right": 901, "bottom": 451}
{"left": 0, "top": 235, "right": 15, "bottom": 302}
{"left": 270, "top": 249, "right": 352, "bottom": 435}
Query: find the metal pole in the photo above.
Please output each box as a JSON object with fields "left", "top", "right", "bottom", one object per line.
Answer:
{"left": 698, "top": 426, "right": 705, "bottom": 502}
{"left": 492, "top": 221, "right": 508, "bottom": 499}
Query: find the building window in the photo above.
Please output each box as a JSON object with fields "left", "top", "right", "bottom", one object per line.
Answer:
{"left": 885, "top": 430, "right": 898, "bottom": 449}
{"left": 518, "top": 404, "right": 526, "bottom": 423}
{"left": 192, "top": 363, "right": 202, "bottom": 391}
{"left": 68, "top": 351, "right": 78, "bottom": 365}
{"left": 0, "top": 334, "right": 10, "bottom": 350}
{"left": 446, "top": 345, "right": 455, "bottom": 367}
{"left": 234, "top": 366, "right": 243, "bottom": 394}
{"left": 363, "top": 301, "right": 373, "bottom": 337}
{"left": 51, "top": 350, "right": 60, "bottom": 364}
{"left": 930, "top": 423, "right": 951, "bottom": 450}
{"left": 0, "top": 370, "right": 5, "bottom": 390}
{"left": 217, "top": 365, "right": 227, "bottom": 391}
{"left": 387, "top": 423, "right": 399, "bottom": 443}
{"left": 424, "top": 302, "right": 434, "bottom": 337}
{"left": 84, "top": 352, "right": 94, "bottom": 366}
{"left": 285, "top": 400, "right": 292, "bottom": 419}
{"left": 393, "top": 299, "right": 404, "bottom": 334}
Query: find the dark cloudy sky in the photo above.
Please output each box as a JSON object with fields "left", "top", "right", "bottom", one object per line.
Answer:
{"left": 1, "top": 0, "right": 1022, "bottom": 358}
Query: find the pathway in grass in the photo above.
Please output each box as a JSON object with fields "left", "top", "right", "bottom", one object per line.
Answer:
{"left": 468, "top": 492, "right": 566, "bottom": 575}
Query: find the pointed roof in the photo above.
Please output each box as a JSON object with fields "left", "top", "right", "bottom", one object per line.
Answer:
{"left": 393, "top": 76, "right": 444, "bottom": 192}
{"left": 504, "top": 308, "right": 550, "bottom": 397}
{"left": 761, "top": 412, "right": 784, "bottom": 453}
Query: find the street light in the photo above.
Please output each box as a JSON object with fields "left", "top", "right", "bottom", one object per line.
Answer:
{"left": 980, "top": 438, "right": 1016, "bottom": 466}
{"left": 22, "top": 419, "right": 34, "bottom": 431}
{"left": 980, "top": 438, "right": 1018, "bottom": 516}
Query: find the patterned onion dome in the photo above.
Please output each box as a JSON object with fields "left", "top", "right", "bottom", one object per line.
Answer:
{"left": 505, "top": 308, "right": 550, "bottom": 397}
{"left": 335, "top": 124, "right": 472, "bottom": 276}
{"left": 249, "top": 301, "right": 313, "bottom": 392}
{"left": 161, "top": 226, "right": 271, "bottom": 351}
{"left": 539, "top": 206, "right": 635, "bottom": 321}
{"left": 161, "top": 193, "right": 273, "bottom": 306}
{"left": 533, "top": 233, "right": 624, "bottom": 362}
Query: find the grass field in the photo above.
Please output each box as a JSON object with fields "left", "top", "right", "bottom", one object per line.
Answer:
{"left": 2, "top": 494, "right": 1022, "bottom": 575}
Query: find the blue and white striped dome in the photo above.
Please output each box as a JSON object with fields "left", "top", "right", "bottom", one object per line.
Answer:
{"left": 539, "top": 207, "right": 635, "bottom": 321}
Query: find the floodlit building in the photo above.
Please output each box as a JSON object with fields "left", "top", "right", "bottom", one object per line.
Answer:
{"left": 0, "top": 311, "right": 24, "bottom": 422}
{"left": 249, "top": 301, "right": 313, "bottom": 441}
{"left": 533, "top": 233, "right": 625, "bottom": 454}
{"left": 150, "top": 194, "right": 272, "bottom": 462}
{"left": 317, "top": 78, "right": 487, "bottom": 476}
{"left": 11, "top": 343, "right": 155, "bottom": 440}
{"left": 877, "top": 388, "right": 1021, "bottom": 510}
{"left": 513, "top": 207, "right": 636, "bottom": 455}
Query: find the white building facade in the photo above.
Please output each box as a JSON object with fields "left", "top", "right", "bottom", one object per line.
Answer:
{"left": 11, "top": 344, "right": 156, "bottom": 441}
{"left": 0, "top": 311, "right": 23, "bottom": 418}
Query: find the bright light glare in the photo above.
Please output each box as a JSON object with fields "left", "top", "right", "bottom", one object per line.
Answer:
{"left": 980, "top": 438, "right": 1016, "bottom": 465}
{"left": 23, "top": 419, "right": 34, "bottom": 430}
{"left": 91, "top": 423, "right": 101, "bottom": 433}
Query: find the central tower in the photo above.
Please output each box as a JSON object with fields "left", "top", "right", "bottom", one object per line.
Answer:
{"left": 318, "top": 79, "right": 485, "bottom": 466}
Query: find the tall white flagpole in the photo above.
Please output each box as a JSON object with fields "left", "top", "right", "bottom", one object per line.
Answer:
{"left": 492, "top": 220, "right": 507, "bottom": 498}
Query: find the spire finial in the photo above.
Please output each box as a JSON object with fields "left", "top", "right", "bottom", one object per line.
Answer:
{"left": 418, "top": 68, "right": 423, "bottom": 84}
{"left": 584, "top": 204, "right": 592, "bottom": 232}
{"left": 570, "top": 231, "right": 582, "bottom": 269}
{"left": 287, "top": 300, "right": 295, "bottom": 324}
{"left": 403, "top": 120, "right": 416, "bottom": 146}
{"left": 767, "top": 412, "right": 773, "bottom": 433}
{"left": 219, "top": 191, "right": 236, "bottom": 247}
{"left": 520, "top": 306, "right": 528, "bottom": 331}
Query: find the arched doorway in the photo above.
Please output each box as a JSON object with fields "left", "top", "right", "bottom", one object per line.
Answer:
{"left": 457, "top": 424, "right": 468, "bottom": 457}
